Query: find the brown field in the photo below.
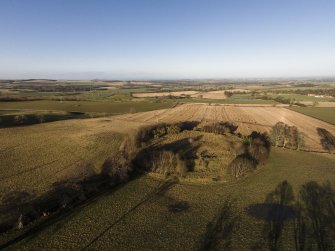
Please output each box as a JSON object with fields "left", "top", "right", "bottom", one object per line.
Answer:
{"left": 114, "top": 103, "right": 335, "bottom": 152}
{"left": 191, "top": 90, "right": 227, "bottom": 99}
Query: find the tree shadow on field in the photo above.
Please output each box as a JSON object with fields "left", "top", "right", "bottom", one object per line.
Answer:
{"left": 0, "top": 172, "right": 144, "bottom": 249}
{"left": 81, "top": 177, "right": 179, "bottom": 250}
{"left": 247, "top": 180, "right": 335, "bottom": 251}
{"left": 247, "top": 180, "right": 296, "bottom": 251}
{"left": 0, "top": 191, "right": 37, "bottom": 233}
{"left": 198, "top": 198, "right": 240, "bottom": 251}
{"left": 294, "top": 181, "right": 335, "bottom": 251}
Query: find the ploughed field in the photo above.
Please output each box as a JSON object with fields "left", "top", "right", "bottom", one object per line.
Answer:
{"left": 115, "top": 103, "right": 335, "bottom": 152}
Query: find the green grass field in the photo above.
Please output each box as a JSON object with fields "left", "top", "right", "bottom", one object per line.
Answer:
{"left": 3, "top": 148, "right": 334, "bottom": 250}
{"left": 0, "top": 100, "right": 175, "bottom": 115}
{"left": 268, "top": 93, "right": 335, "bottom": 102}
{"left": 289, "top": 107, "right": 335, "bottom": 125}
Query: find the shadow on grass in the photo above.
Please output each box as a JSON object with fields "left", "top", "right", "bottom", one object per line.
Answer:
{"left": 198, "top": 198, "right": 240, "bottom": 251}
{"left": 81, "top": 177, "right": 179, "bottom": 250}
{"left": 0, "top": 172, "right": 133, "bottom": 249}
{"left": 247, "top": 180, "right": 335, "bottom": 251}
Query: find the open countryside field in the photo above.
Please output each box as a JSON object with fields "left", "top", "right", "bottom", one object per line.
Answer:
{"left": 2, "top": 147, "right": 335, "bottom": 250}
{"left": 0, "top": 100, "right": 175, "bottom": 115}
{"left": 132, "top": 89, "right": 251, "bottom": 100}
{"left": 2, "top": 103, "right": 334, "bottom": 200}
{"left": 0, "top": 117, "right": 146, "bottom": 198}
{"left": 289, "top": 107, "right": 335, "bottom": 125}
{"left": 268, "top": 93, "right": 335, "bottom": 102}
{"left": 300, "top": 101, "right": 335, "bottom": 107}
{"left": 1, "top": 100, "right": 335, "bottom": 250}
{"left": 115, "top": 103, "right": 335, "bottom": 152}
{"left": 132, "top": 91, "right": 199, "bottom": 98}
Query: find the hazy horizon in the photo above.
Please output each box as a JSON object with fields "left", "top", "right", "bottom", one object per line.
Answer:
{"left": 1, "top": 0, "right": 335, "bottom": 79}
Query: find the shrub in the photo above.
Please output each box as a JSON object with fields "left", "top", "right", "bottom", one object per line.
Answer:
{"left": 227, "top": 154, "right": 256, "bottom": 178}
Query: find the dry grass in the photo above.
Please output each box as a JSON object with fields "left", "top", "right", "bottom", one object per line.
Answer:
{"left": 0, "top": 117, "right": 144, "bottom": 200}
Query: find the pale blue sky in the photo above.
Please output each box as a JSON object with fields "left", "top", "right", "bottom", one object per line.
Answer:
{"left": 0, "top": 0, "right": 334, "bottom": 79}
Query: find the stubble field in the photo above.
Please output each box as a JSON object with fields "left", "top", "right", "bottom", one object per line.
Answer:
{"left": 115, "top": 103, "right": 335, "bottom": 152}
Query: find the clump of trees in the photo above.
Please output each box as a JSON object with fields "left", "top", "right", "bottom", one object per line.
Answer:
{"left": 134, "top": 121, "right": 199, "bottom": 147}
{"left": 224, "top": 91, "right": 234, "bottom": 98}
{"left": 270, "top": 122, "right": 304, "bottom": 150}
{"left": 228, "top": 132, "right": 271, "bottom": 178}
{"left": 137, "top": 150, "right": 188, "bottom": 177}
{"left": 317, "top": 128, "right": 335, "bottom": 153}
{"left": 198, "top": 121, "right": 238, "bottom": 135}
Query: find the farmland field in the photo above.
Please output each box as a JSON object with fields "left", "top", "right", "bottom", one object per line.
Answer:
{"left": 289, "top": 107, "right": 335, "bottom": 125}
{"left": 3, "top": 1, "right": 335, "bottom": 249}
{"left": 132, "top": 91, "right": 199, "bottom": 98}
{"left": 2, "top": 147, "right": 334, "bottom": 250}
{"left": 0, "top": 100, "right": 176, "bottom": 115}
{"left": 267, "top": 93, "right": 335, "bottom": 102}
{"left": 0, "top": 117, "right": 146, "bottom": 197}
{"left": 2, "top": 103, "right": 335, "bottom": 200}
{"left": 114, "top": 103, "right": 335, "bottom": 152}
{"left": 1, "top": 88, "right": 335, "bottom": 250}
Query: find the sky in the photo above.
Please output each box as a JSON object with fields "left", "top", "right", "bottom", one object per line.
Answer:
{"left": 0, "top": 0, "right": 335, "bottom": 80}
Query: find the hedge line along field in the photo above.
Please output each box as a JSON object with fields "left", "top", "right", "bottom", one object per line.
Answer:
{"left": 0, "top": 117, "right": 146, "bottom": 199}
{"left": 115, "top": 103, "right": 335, "bottom": 152}
{"left": 289, "top": 107, "right": 335, "bottom": 125}
{"left": 4, "top": 147, "right": 335, "bottom": 250}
